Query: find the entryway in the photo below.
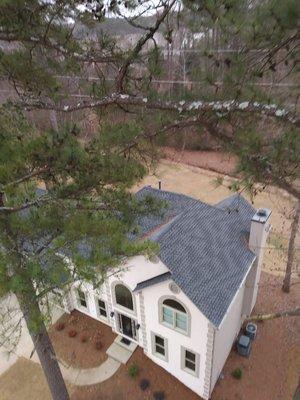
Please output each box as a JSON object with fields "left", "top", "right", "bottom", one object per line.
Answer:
{"left": 106, "top": 335, "right": 138, "bottom": 364}
{"left": 117, "top": 312, "right": 137, "bottom": 341}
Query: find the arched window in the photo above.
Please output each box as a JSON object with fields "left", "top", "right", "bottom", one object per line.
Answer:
{"left": 115, "top": 284, "right": 134, "bottom": 310}
{"left": 162, "top": 298, "right": 188, "bottom": 333}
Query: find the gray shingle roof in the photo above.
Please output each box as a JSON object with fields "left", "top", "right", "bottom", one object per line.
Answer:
{"left": 133, "top": 272, "right": 172, "bottom": 292}
{"left": 136, "top": 187, "right": 256, "bottom": 327}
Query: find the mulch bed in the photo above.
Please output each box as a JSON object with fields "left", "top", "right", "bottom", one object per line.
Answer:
{"left": 50, "top": 310, "right": 117, "bottom": 369}
{"left": 71, "top": 346, "right": 200, "bottom": 400}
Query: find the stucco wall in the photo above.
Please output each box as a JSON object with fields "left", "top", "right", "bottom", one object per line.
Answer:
{"left": 210, "top": 280, "right": 246, "bottom": 392}
{"left": 139, "top": 279, "right": 209, "bottom": 398}
{"left": 70, "top": 255, "right": 210, "bottom": 399}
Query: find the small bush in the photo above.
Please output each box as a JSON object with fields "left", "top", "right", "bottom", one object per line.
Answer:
{"left": 55, "top": 322, "right": 65, "bottom": 331}
{"left": 128, "top": 363, "right": 139, "bottom": 378}
{"left": 95, "top": 340, "right": 102, "bottom": 350}
{"left": 232, "top": 367, "right": 243, "bottom": 380}
{"left": 68, "top": 329, "right": 77, "bottom": 338}
{"left": 153, "top": 391, "right": 165, "bottom": 400}
{"left": 140, "top": 378, "right": 150, "bottom": 391}
{"left": 80, "top": 334, "right": 88, "bottom": 343}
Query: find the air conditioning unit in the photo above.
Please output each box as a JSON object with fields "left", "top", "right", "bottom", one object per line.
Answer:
{"left": 245, "top": 322, "right": 257, "bottom": 340}
{"left": 237, "top": 335, "right": 251, "bottom": 357}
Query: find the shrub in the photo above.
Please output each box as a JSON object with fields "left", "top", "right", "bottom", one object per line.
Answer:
{"left": 80, "top": 334, "right": 88, "bottom": 343}
{"left": 232, "top": 367, "right": 243, "bottom": 380}
{"left": 95, "top": 340, "right": 102, "bottom": 350}
{"left": 128, "top": 363, "right": 139, "bottom": 378}
{"left": 140, "top": 378, "right": 150, "bottom": 391}
{"left": 55, "top": 322, "right": 65, "bottom": 331}
{"left": 68, "top": 329, "right": 77, "bottom": 338}
{"left": 153, "top": 391, "right": 165, "bottom": 400}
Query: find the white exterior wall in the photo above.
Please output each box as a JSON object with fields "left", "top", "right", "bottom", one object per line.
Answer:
{"left": 69, "top": 255, "right": 209, "bottom": 398}
{"left": 210, "top": 280, "right": 247, "bottom": 392}
{"left": 70, "top": 255, "right": 169, "bottom": 340}
{"left": 142, "top": 279, "right": 210, "bottom": 399}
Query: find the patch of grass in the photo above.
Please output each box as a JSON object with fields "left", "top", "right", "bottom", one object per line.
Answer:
{"left": 268, "top": 231, "right": 286, "bottom": 250}
{"left": 232, "top": 367, "right": 243, "bottom": 380}
{"left": 128, "top": 363, "right": 139, "bottom": 378}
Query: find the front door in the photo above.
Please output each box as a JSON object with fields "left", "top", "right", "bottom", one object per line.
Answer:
{"left": 118, "top": 313, "right": 137, "bottom": 340}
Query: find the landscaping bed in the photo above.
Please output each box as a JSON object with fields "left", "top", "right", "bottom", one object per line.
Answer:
{"left": 50, "top": 310, "right": 117, "bottom": 369}
{"left": 71, "top": 346, "right": 200, "bottom": 400}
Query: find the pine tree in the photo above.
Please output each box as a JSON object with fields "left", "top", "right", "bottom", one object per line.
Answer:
{"left": 0, "top": 106, "right": 160, "bottom": 399}
{"left": 0, "top": 1, "right": 298, "bottom": 399}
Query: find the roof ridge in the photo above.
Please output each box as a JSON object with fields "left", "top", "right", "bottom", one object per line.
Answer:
{"left": 136, "top": 185, "right": 226, "bottom": 213}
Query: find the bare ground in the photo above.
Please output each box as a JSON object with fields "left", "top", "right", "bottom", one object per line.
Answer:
{"left": 49, "top": 310, "right": 117, "bottom": 369}
{"left": 0, "top": 357, "right": 74, "bottom": 400}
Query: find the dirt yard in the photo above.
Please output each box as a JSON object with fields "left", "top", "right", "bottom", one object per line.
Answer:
{"left": 0, "top": 357, "right": 74, "bottom": 400}
{"left": 49, "top": 310, "right": 117, "bottom": 369}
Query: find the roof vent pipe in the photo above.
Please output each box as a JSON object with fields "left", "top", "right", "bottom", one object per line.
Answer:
{"left": 257, "top": 208, "right": 267, "bottom": 217}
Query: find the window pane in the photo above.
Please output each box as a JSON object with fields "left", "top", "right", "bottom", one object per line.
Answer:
{"left": 155, "top": 336, "right": 164, "bottom": 347}
{"left": 98, "top": 299, "right": 107, "bottom": 317}
{"left": 185, "top": 360, "right": 196, "bottom": 371}
{"left": 98, "top": 299, "right": 105, "bottom": 309}
{"left": 115, "top": 284, "right": 133, "bottom": 310}
{"left": 156, "top": 344, "right": 165, "bottom": 356}
{"left": 99, "top": 308, "right": 107, "bottom": 316}
{"left": 185, "top": 350, "right": 196, "bottom": 362}
{"left": 78, "top": 290, "right": 87, "bottom": 307}
{"left": 162, "top": 307, "right": 173, "bottom": 325}
{"left": 163, "top": 299, "right": 186, "bottom": 313}
{"left": 176, "top": 312, "right": 187, "bottom": 331}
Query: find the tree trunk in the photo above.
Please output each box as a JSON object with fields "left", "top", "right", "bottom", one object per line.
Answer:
{"left": 49, "top": 109, "right": 59, "bottom": 132}
{"left": 246, "top": 307, "right": 300, "bottom": 322}
{"left": 16, "top": 286, "right": 70, "bottom": 400}
{"left": 282, "top": 200, "right": 300, "bottom": 293}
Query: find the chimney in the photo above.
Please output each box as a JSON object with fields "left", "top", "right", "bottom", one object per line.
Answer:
{"left": 249, "top": 208, "right": 272, "bottom": 258}
{"left": 243, "top": 208, "right": 271, "bottom": 316}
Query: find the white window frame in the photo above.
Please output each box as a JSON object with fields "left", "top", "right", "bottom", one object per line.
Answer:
{"left": 158, "top": 296, "right": 190, "bottom": 336}
{"left": 111, "top": 281, "right": 136, "bottom": 316}
{"left": 96, "top": 297, "right": 107, "bottom": 320}
{"left": 76, "top": 289, "right": 89, "bottom": 311}
{"left": 162, "top": 304, "right": 188, "bottom": 333}
{"left": 181, "top": 346, "right": 200, "bottom": 377}
{"left": 151, "top": 332, "right": 168, "bottom": 362}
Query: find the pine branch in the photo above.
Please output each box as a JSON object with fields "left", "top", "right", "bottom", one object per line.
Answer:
{"left": 0, "top": 196, "right": 50, "bottom": 213}
{"left": 115, "top": 0, "right": 176, "bottom": 92}
{"left": 21, "top": 94, "right": 299, "bottom": 126}
{"left": 246, "top": 307, "right": 300, "bottom": 322}
{"left": 5, "top": 167, "right": 50, "bottom": 187}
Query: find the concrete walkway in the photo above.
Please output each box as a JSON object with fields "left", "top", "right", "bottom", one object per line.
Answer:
{"left": 59, "top": 357, "right": 121, "bottom": 386}
{"left": 60, "top": 334, "right": 139, "bottom": 385}
{"left": 0, "top": 295, "right": 123, "bottom": 386}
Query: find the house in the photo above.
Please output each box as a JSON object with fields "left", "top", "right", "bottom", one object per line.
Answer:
{"left": 65, "top": 186, "right": 271, "bottom": 399}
